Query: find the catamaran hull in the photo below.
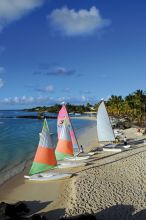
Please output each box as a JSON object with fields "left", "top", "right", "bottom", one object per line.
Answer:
{"left": 24, "top": 173, "right": 72, "bottom": 181}
{"left": 64, "top": 156, "right": 90, "bottom": 161}
{"left": 122, "top": 145, "right": 131, "bottom": 149}
{"left": 58, "top": 161, "right": 86, "bottom": 168}
{"left": 88, "top": 152, "right": 95, "bottom": 156}
{"left": 102, "top": 148, "right": 122, "bottom": 152}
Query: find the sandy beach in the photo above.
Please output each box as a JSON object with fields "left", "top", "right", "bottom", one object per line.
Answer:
{"left": 1, "top": 123, "right": 146, "bottom": 220}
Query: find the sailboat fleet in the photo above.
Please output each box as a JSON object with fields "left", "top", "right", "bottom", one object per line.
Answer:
{"left": 25, "top": 105, "right": 90, "bottom": 181}
{"left": 25, "top": 102, "right": 130, "bottom": 181}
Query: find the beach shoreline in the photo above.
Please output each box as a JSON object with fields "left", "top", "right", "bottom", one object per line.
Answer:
{"left": 0, "top": 116, "right": 96, "bottom": 186}
{"left": 0, "top": 124, "right": 146, "bottom": 219}
{"left": 0, "top": 118, "right": 97, "bottom": 219}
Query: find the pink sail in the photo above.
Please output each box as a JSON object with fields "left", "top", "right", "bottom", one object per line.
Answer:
{"left": 57, "top": 105, "right": 79, "bottom": 152}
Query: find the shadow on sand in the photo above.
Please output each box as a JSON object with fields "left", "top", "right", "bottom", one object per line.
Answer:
{"left": 95, "top": 204, "right": 146, "bottom": 220}
{"left": 40, "top": 204, "right": 146, "bottom": 220}
{"left": 24, "top": 200, "right": 52, "bottom": 216}
{"left": 40, "top": 208, "right": 65, "bottom": 220}
{"left": 1, "top": 201, "right": 146, "bottom": 220}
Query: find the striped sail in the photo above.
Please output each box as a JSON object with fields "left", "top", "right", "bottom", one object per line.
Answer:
{"left": 29, "top": 118, "right": 57, "bottom": 175}
{"left": 97, "top": 102, "right": 115, "bottom": 142}
{"left": 55, "top": 118, "right": 74, "bottom": 160}
{"left": 57, "top": 105, "right": 79, "bottom": 153}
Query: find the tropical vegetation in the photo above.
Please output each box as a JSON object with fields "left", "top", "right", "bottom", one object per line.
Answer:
{"left": 26, "top": 89, "right": 146, "bottom": 125}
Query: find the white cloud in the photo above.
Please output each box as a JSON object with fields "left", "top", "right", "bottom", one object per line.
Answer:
{"left": 0, "top": 94, "right": 97, "bottom": 106}
{"left": 0, "top": 78, "right": 4, "bottom": 88}
{"left": 56, "top": 95, "right": 97, "bottom": 105}
{"left": 0, "top": 0, "right": 44, "bottom": 31}
{"left": 0, "top": 95, "right": 52, "bottom": 105}
{"left": 48, "top": 6, "right": 110, "bottom": 36}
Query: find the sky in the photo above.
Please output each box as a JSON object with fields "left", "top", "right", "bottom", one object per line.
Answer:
{"left": 0, "top": 0, "right": 146, "bottom": 109}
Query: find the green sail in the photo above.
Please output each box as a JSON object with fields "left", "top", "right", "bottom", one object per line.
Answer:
{"left": 29, "top": 162, "right": 56, "bottom": 175}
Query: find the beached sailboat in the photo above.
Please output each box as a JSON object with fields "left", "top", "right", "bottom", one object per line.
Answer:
{"left": 97, "top": 101, "right": 122, "bottom": 152}
{"left": 56, "top": 120, "right": 87, "bottom": 165}
{"left": 55, "top": 117, "right": 74, "bottom": 160}
{"left": 57, "top": 105, "right": 90, "bottom": 160}
{"left": 97, "top": 101, "right": 131, "bottom": 151}
{"left": 56, "top": 117, "right": 89, "bottom": 162}
{"left": 57, "top": 105, "right": 79, "bottom": 154}
{"left": 24, "top": 119, "right": 72, "bottom": 181}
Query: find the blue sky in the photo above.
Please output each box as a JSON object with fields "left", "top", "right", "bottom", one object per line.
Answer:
{"left": 0, "top": 0, "right": 146, "bottom": 109}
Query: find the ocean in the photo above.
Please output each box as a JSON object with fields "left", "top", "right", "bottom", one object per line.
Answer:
{"left": 0, "top": 110, "right": 96, "bottom": 184}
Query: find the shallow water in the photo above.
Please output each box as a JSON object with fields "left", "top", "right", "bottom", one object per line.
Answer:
{"left": 0, "top": 110, "right": 96, "bottom": 184}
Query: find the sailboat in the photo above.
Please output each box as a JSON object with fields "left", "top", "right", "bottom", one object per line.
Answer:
{"left": 97, "top": 101, "right": 123, "bottom": 152}
{"left": 55, "top": 117, "right": 89, "bottom": 163}
{"left": 57, "top": 104, "right": 79, "bottom": 154}
{"left": 57, "top": 105, "right": 90, "bottom": 160}
{"left": 55, "top": 117, "right": 74, "bottom": 160}
{"left": 24, "top": 118, "right": 72, "bottom": 181}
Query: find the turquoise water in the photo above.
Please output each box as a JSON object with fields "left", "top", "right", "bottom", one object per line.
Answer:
{"left": 0, "top": 110, "right": 96, "bottom": 184}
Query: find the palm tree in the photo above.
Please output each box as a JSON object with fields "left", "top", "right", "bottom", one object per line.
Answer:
{"left": 125, "top": 90, "right": 146, "bottom": 124}
{"left": 106, "top": 95, "right": 124, "bottom": 117}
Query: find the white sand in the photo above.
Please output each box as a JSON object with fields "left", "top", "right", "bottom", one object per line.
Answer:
{"left": 64, "top": 128, "right": 146, "bottom": 219}
{"left": 1, "top": 125, "right": 146, "bottom": 220}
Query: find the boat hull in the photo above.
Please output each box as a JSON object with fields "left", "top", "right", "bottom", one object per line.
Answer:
{"left": 64, "top": 156, "right": 90, "bottom": 161}
{"left": 24, "top": 173, "right": 72, "bottom": 181}
{"left": 58, "top": 161, "right": 86, "bottom": 168}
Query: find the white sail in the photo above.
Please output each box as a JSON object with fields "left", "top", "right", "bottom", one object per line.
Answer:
{"left": 97, "top": 101, "right": 115, "bottom": 142}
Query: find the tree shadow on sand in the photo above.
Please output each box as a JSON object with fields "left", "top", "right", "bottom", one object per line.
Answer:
{"left": 39, "top": 205, "right": 146, "bottom": 220}
{"left": 23, "top": 200, "right": 52, "bottom": 215}
{"left": 0, "top": 200, "right": 52, "bottom": 220}
{"left": 95, "top": 204, "right": 134, "bottom": 220}
{"left": 40, "top": 208, "right": 65, "bottom": 220}
{"left": 95, "top": 204, "right": 146, "bottom": 220}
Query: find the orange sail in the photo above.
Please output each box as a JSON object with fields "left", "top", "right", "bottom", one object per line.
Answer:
{"left": 57, "top": 105, "right": 79, "bottom": 153}
{"left": 29, "top": 118, "right": 57, "bottom": 175}
{"left": 55, "top": 118, "right": 74, "bottom": 160}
